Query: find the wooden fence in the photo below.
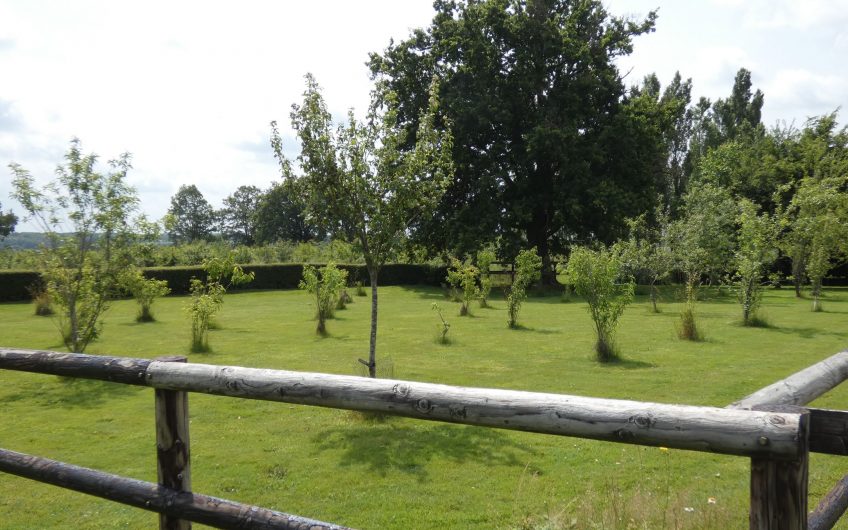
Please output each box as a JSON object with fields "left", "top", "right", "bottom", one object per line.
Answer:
{"left": 1, "top": 347, "right": 847, "bottom": 529}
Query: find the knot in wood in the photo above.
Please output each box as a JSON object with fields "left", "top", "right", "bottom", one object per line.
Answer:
{"left": 415, "top": 399, "right": 434, "bottom": 414}
{"left": 629, "top": 414, "right": 655, "bottom": 429}
{"left": 613, "top": 429, "right": 635, "bottom": 441}
{"left": 448, "top": 404, "right": 467, "bottom": 418}
{"left": 392, "top": 384, "right": 410, "bottom": 398}
{"left": 225, "top": 380, "right": 240, "bottom": 392}
{"left": 768, "top": 415, "right": 786, "bottom": 425}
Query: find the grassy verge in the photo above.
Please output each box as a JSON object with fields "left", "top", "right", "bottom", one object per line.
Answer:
{"left": 1, "top": 286, "right": 847, "bottom": 529}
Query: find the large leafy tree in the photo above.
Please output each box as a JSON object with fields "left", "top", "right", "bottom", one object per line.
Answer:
{"left": 271, "top": 74, "right": 453, "bottom": 377}
{"left": 165, "top": 184, "right": 215, "bottom": 244}
{"left": 0, "top": 201, "right": 17, "bottom": 239}
{"left": 221, "top": 185, "right": 261, "bottom": 245}
{"left": 254, "top": 179, "right": 323, "bottom": 244}
{"left": 10, "top": 139, "right": 140, "bottom": 352}
{"left": 369, "top": 0, "right": 660, "bottom": 279}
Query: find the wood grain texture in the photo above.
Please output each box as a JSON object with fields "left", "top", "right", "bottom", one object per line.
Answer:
{"left": 0, "top": 448, "right": 349, "bottom": 530}
{"left": 809, "top": 472, "right": 848, "bottom": 530}
{"left": 730, "top": 351, "right": 848, "bottom": 410}
{"left": 808, "top": 408, "right": 848, "bottom": 456}
{"left": 155, "top": 356, "right": 191, "bottom": 530}
{"left": 0, "top": 348, "right": 150, "bottom": 385}
{"left": 749, "top": 406, "right": 809, "bottom": 530}
{"left": 145, "top": 361, "right": 805, "bottom": 459}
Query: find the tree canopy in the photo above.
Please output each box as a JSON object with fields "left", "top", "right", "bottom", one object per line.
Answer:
{"left": 369, "top": 0, "right": 663, "bottom": 278}
{"left": 0, "top": 201, "right": 17, "bottom": 239}
{"left": 166, "top": 184, "right": 216, "bottom": 244}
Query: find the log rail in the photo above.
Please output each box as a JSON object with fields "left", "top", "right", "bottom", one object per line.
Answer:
{"left": 1, "top": 347, "right": 847, "bottom": 529}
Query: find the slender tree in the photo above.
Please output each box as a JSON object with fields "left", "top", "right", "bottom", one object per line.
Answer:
{"left": 668, "top": 182, "right": 737, "bottom": 339}
{"left": 616, "top": 209, "right": 673, "bottom": 313}
{"left": 271, "top": 74, "right": 453, "bottom": 377}
{"left": 10, "top": 139, "right": 139, "bottom": 352}
{"left": 780, "top": 176, "right": 848, "bottom": 311}
{"left": 733, "top": 199, "right": 779, "bottom": 325}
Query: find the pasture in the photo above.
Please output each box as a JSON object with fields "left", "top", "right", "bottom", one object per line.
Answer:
{"left": 1, "top": 286, "right": 847, "bottom": 529}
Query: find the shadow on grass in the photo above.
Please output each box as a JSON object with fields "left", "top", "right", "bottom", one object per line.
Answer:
{"left": 5, "top": 377, "right": 142, "bottom": 409}
{"left": 508, "top": 324, "right": 560, "bottom": 335}
{"left": 312, "top": 422, "right": 535, "bottom": 481}
{"left": 598, "top": 357, "right": 657, "bottom": 369}
{"left": 769, "top": 325, "right": 848, "bottom": 340}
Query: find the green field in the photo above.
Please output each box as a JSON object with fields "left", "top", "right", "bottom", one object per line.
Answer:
{"left": 1, "top": 286, "right": 847, "bottom": 529}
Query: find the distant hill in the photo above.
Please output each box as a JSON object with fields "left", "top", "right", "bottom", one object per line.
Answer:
{"left": 0, "top": 232, "right": 48, "bottom": 249}
{"left": 1, "top": 232, "right": 173, "bottom": 249}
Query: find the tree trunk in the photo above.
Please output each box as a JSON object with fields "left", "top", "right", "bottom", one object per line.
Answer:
{"left": 650, "top": 281, "right": 658, "bottom": 313}
{"left": 368, "top": 266, "right": 378, "bottom": 378}
{"left": 792, "top": 258, "right": 804, "bottom": 298}
{"left": 812, "top": 280, "right": 821, "bottom": 312}
{"left": 527, "top": 200, "right": 557, "bottom": 286}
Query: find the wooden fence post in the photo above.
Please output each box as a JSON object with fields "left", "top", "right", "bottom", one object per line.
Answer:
{"left": 750, "top": 406, "right": 810, "bottom": 530}
{"left": 154, "top": 356, "right": 191, "bottom": 530}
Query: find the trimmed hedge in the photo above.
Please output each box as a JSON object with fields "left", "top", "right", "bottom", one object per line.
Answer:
{"left": 141, "top": 263, "right": 449, "bottom": 295}
{"left": 4, "top": 261, "right": 844, "bottom": 302}
{"left": 0, "top": 271, "right": 42, "bottom": 301}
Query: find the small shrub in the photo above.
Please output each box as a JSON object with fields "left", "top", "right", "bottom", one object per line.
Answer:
{"left": 446, "top": 258, "right": 479, "bottom": 315}
{"left": 187, "top": 279, "right": 224, "bottom": 353}
{"left": 29, "top": 285, "right": 54, "bottom": 316}
{"left": 185, "top": 255, "right": 254, "bottom": 352}
{"left": 477, "top": 245, "right": 496, "bottom": 307}
{"left": 299, "top": 262, "right": 348, "bottom": 335}
{"left": 355, "top": 281, "right": 366, "bottom": 296}
{"left": 562, "top": 246, "right": 634, "bottom": 362}
{"left": 432, "top": 303, "right": 451, "bottom": 344}
{"left": 677, "top": 302, "right": 702, "bottom": 341}
{"left": 507, "top": 248, "right": 542, "bottom": 328}
{"left": 336, "top": 288, "right": 352, "bottom": 310}
{"left": 122, "top": 270, "right": 170, "bottom": 322}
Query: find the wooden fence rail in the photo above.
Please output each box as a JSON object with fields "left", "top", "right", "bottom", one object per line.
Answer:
{"left": 0, "top": 448, "right": 347, "bottom": 530}
{"left": 1, "top": 347, "right": 847, "bottom": 529}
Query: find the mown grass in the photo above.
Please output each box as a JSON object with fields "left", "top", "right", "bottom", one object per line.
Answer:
{"left": 1, "top": 285, "right": 847, "bottom": 529}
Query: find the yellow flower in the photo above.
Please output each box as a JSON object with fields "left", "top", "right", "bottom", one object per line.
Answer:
{"left": 659, "top": 447, "right": 669, "bottom": 452}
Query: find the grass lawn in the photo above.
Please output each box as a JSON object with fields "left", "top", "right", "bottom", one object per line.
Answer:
{"left": 1, "top": 285, "right": 847, "bottom": 529}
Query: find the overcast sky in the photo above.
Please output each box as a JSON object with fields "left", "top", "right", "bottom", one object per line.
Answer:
{"left": 2, "top": 0, "right": 847, "bottom": 231}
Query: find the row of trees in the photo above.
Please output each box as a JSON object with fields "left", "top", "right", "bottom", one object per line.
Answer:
{"left": 165, "top": 181, "right": 318, "bottom": 246}
{"left": 367, "top": 0, "right": 848, "bottom": 286}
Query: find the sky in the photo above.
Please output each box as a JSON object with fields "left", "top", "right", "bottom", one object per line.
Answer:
{"left": 2, "top": 0, "right": 847, "bottom": 231}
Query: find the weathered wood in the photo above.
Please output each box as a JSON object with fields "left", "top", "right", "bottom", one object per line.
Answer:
{"left": 730, "top": 351, "right": 848, "bottom": 410}
{"left": 809, "top": 472, "right": 848, "bottom": 530}
{"left": 750, "top": 406, "right": 809, "bottom": 530}
{"left": 0, "top": 348, "right": 809, "bottom": 458}
{"left": 0, "top": 448, "right": 349, "bottom": 530}
{"left": 809, "top": 408, "right": 848, "bottom": 456}
{"left": 145, "top": 360, "right": 806, "bottom": 459}
{"left": 0, "top": 348, "right": 150, "bottom": 385}
{"left": 155, "top": 356, "right": 191, "bottom": 530}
